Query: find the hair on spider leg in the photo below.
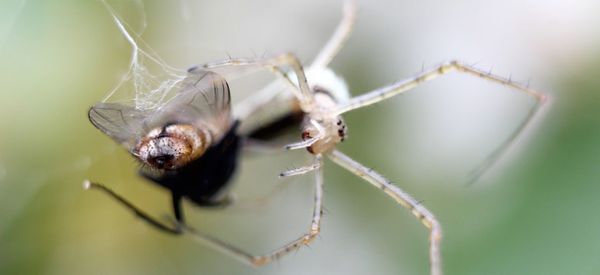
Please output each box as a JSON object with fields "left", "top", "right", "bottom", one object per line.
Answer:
{"left": 468, "top": 60, "right": 482, "bottom": 68}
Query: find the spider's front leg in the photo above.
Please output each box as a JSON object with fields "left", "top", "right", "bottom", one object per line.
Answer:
{"left": 284, "top": 119, "right": 326, "bottom": 151}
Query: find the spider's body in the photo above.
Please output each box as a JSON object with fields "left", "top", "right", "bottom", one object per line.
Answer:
{"left": 300, "top": 88, "right": 348, "bottom": 155}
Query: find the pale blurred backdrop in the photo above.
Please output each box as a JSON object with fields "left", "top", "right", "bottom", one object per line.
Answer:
{"left": 1, "top": 0, "right": 600, "bottom": 274}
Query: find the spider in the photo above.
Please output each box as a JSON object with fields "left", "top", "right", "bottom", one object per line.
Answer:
{"left": 192, "top": 1, "right": 548, "bottom": 274}
{"left": 85, "top": 1, "right": 548, "bottom": 275}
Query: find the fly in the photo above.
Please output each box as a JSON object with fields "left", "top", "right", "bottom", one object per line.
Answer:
{"left": 85, "top": 69, "right": 240, "bottom": 232}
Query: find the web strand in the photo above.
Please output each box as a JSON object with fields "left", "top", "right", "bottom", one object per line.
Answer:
{"left": 100, "top": 0, "right": 187, "bottom": 111}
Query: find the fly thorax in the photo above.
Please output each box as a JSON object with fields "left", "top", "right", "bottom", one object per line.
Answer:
{"left": 134, "top": 124, "right": 212, "bottom": 170}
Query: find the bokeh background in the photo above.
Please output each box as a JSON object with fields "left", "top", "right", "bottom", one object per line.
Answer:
{"left": 1, "top": 0, "right": 600, "bottom": 274}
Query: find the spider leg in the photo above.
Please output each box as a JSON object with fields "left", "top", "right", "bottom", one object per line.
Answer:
{"left": 279, "top": 156, "right": 322, "bottom": 177}
{"left": 83, "top": 180, "right": 181, "bottom": 234}
{"left": 327, "top": 150, "right": 443, "bottom": 275}
{"left": 233, "top": 0, "right": 357, "bottom": 132}
{"left": 233, "top": 78, "right": 294, "bottom": 128}
{"left": 284, "top": 119, "right": 326, "bottom": 150}
{"left": 82, "top": 180, "right": 284, "bottom": 266}
{"left": 466, "top": 96, "right": 547, "bottom": 184}
{"left": 336, "top": 60, "right": 547, "bottom": 115}
{"left": 284, "top": 136, "right": 321, "bottom": 151}
{"left": 334, "top": 60, "right": 549, "bottom": 183}
{"left": 236, "top": 0, "right": 356, "bottom": 132}
{"left": 200, "top": 53, "right": 316, "bottom": 112}
{"left": 85, "top": 166, "right": 325, "bottom": 267}
{"left": 229, "top": 156, "right": 325, "bottom": 266}
{"left": 179, "top": 157, "right": 324, "bottom": 266}
{"left": 309, "top": 0, "right": 357, "bottom": 70}
{"left": 242, "top": 137, "right": 287, "bottom": 154}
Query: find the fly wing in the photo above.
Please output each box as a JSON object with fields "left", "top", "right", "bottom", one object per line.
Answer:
{"left": 89, "top": 70, "right": 231, "bottom": 149}
{"left": 88, "top": 103, "right": 147, "bottom": 147}
{"left": 151, "top": 69, "right": 232, "bottom": 141}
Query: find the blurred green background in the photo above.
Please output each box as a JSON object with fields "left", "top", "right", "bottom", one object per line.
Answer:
{"left": 1, "top": 0, "right": 600, "bottom": 274}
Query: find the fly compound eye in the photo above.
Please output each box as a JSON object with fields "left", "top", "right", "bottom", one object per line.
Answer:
{"left": 148, "top": 154, "right": 175, "bottom": 169}
{"left": 133, "top": 124, "right": 212, "bottom": 170}
{"left": 135, "top": 135, "right": 194, "bottom": 170}
{"left": 153, "top": 136, "right": 193, "bottom": 169}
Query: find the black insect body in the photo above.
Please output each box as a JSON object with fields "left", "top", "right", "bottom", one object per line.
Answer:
{"left": 140, "top": 121, "right": 241, "bottom": 224}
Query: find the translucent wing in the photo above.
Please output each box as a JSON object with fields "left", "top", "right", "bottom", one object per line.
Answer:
{"left": 88, "top": 103, "right": 147, "bottom": 147}
{"left": 89, "top": 70, "right": 232, "bottom": 149}
{"left": 150, "top": 69, "right": 232, "bottom": 138}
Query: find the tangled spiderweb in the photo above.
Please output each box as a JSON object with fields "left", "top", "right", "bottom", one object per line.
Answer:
{"left": 101, "top": 0, "right": 187, "bottom": 111}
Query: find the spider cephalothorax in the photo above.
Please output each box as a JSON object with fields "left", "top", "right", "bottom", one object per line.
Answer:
{"left": 300, "top": 90, "right": 348, "bottom": 155}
